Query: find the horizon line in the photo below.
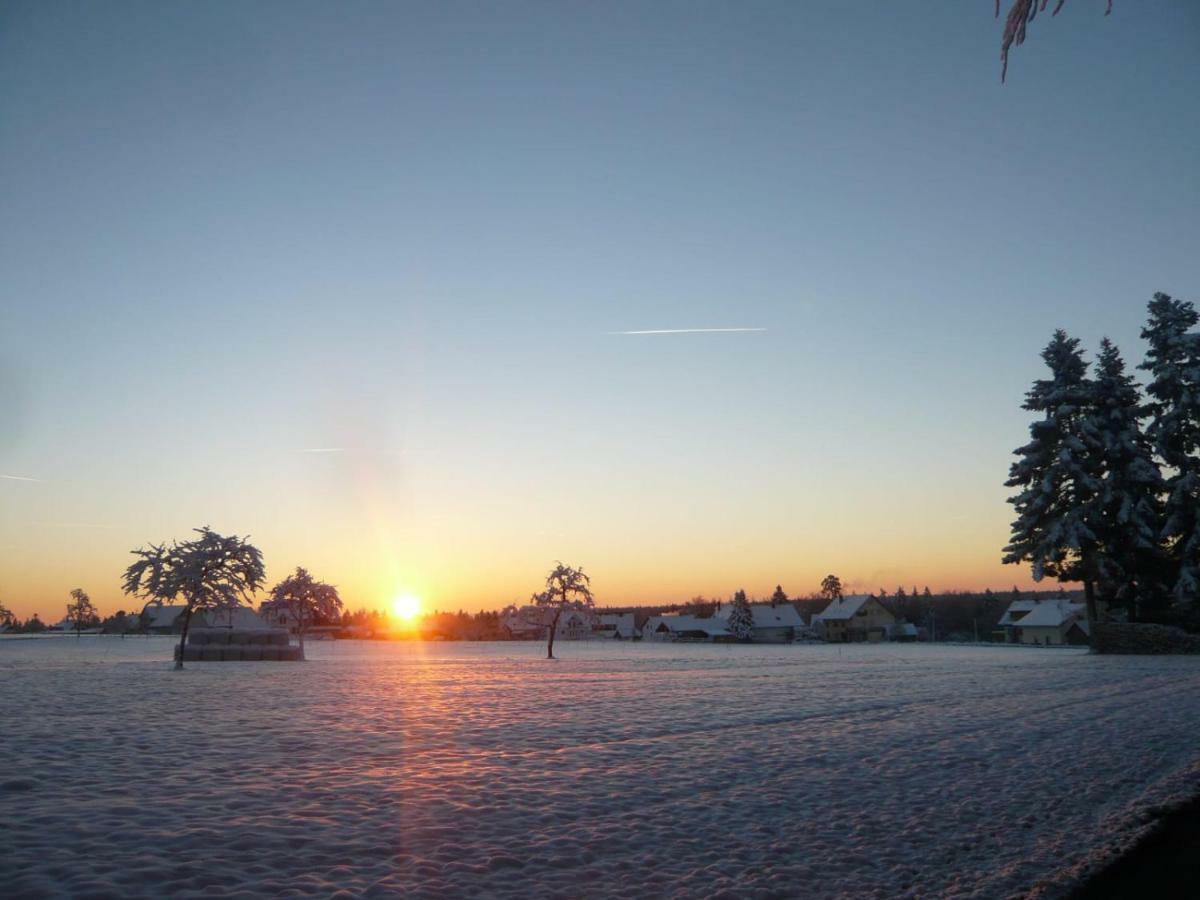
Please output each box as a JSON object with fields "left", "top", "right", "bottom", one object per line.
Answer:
{"left": 607, "top": 327, "right": 768, "bottom": 335}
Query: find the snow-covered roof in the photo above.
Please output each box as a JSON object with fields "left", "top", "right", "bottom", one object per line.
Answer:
{"left": 1013, "top": 601, "right": 1086, "bottom": 629}
{"left": 597, "top": 613, "right": 636, "bottom": 637}
{"left": 143, "top": 604, "right": 188, "bottom": 628}
{"left": 998, "top": 600, "right": 1040, "bottom": 626}
{"left": 643, "top": 614, "right": 730, "bottom": 637}
{"left": 815, "top": 595, "right": 874, "bottom": 621}
{"left": 714, "top": 603, "right": 804, "bottom": 629}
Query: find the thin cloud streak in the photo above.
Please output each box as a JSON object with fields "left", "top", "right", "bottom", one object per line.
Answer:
{"left": 1, "top": 474, "right": 41, "bottom": 482}
{"left": 608, "top": 327, "right": 768, "bottom": 335}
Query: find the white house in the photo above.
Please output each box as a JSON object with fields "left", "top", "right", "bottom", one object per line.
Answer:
{"left": 1009, "top": 600, "right": 1089, "bottom": 646}
{"left": 501, "top": 605, "right": 596, "bottom": 640}
{"left": 641, "top": 614, "right": 731, "bottom": 642}
{"left": 711, "top": 603, "right": 805, "bottom": 643}
{"left": 594, "top": 613, "right": 637, "bottom": 639}
{"left": 996, "top": 599, "right": 1041, "bottom": 642}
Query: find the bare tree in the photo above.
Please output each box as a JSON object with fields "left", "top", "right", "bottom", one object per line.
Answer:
{"left": 260, "top": 567, "right": 342, "bottom": 658}
{"left": 533, "top": 562, "right": 595, "bottom": 660}
{"left": 0, "top": 601, "right": 14, "bottom": 629}
{"left": 65, "top": 588, "right": 97, "bottom": 637}
{"left": 122, "top": 527, "right": 266, "bottom": 670}
{"left": 997, "top": 1, "right": 1113, "bottom": 82}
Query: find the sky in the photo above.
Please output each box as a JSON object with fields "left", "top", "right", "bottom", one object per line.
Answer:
{"left": 1, "top": 1, "right": 1198, "bottom": 621}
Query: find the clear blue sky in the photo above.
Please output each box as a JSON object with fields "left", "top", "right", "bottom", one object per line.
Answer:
{"left": 1, "top": 1, "right": 1197, "bottom": 618}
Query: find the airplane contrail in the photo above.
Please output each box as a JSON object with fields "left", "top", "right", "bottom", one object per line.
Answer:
{"left": 1, "top": 474, "right": 41, "bottom": 482}
{"left": 608, "top": 327, "right": 768, "bottom": 335}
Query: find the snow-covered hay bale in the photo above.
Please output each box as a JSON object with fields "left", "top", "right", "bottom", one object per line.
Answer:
{"left": 230, "top": 631, "right": 257, "bottom": 646}
{"left": 203, "top": 630, "right": 231, "bottom": 646}
{"left": 260, "top": 646, "right": 281, "bottom": 661}
{"left": 220, "top": 646, "right": 244, "bottom": 662}
{"left": 200, "top": 646, "right": 223, "bottom": 662}
{"left": 186, "top": 630, "right": 210, "bottom": 645}
{"left": 278, "top": 646, "right": 303, "bottom": 661}
{"left": 267, "top": 631, "right": 290, "bottom": 646}
{"left": 240, "top": 646, "right": 263, "bottom": 662}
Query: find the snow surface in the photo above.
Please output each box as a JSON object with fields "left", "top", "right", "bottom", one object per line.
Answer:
{"left": 3, "top": 637, "right": 1200, "bottom": 898}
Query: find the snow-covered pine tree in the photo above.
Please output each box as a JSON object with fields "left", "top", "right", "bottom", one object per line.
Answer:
{"left": 1003, "top": 330, "right": 1103, "bottom": 623}
{"left": 1139, "top": 293, "right": 1200, "bottom": 608}
{"left": 727, "top": 590, "right": 753, "bottom": 641}
{"left": 1082, "top": 338, "right": 1166, "bottom": 619}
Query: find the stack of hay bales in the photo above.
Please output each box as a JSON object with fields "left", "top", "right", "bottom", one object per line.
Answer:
{"left": 174, "top": 628, "right": 302, "bottom": 662}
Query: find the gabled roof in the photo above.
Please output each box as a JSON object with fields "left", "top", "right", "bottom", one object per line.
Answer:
{"left": 814, "top": 595, "right": 874, "bottom": 621}
{"left": 713, "top": 603, "right": 803, "bottom": 629}
{"left": 643, "top": 614, "right": 730, "bottom": 637}
{"left": 998, "top": 600, "right": 1040, "bottom": 626}
{"left": 143, "top": 603, "right": 188, "bottom": 628}
{"left": 597, "top": 613, "right": 636, "bottom": 636}
{"left": 1013, "top": 601, "right": 1086, "bottom": 629}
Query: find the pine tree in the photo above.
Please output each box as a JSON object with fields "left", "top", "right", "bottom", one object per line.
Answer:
{"left": 1083, "top": 338, "right": 1166, "bottom": 618}
{"left": 1140, "top": 293, "right": 1200, "bottom": 607}
{"left": 770, "top": 585, "right": 788, "bottom": 606}
{"left": 1004, "top": 330, "right": 1103, "bottom": 621}
{"left": 727, "top": 590, "right": 753, "bottom": 641}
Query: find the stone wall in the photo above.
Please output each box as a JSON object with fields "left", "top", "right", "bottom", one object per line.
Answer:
{"left": 1092, "top": 622, "right": 1200, "bottom": 655}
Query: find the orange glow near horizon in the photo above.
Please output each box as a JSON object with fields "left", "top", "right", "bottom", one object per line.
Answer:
{"left": 391, "top": 593, "right": 423, "bottom": 623}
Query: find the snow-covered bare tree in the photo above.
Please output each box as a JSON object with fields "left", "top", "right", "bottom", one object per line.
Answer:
{"left": 727, "top": 591, "right": 754, "bottom": 641}
{"left": 820, "top": 575, "right": 843, "bottom": 602}
{"left": 65, "top": 588, "right": 97, "bottom": 637}
{"left": 532, "top": 562, "right": 594, "bottom": 660}
{"left": 260, "top": 567, "right": 343, "bottom": 658}
{"left": 997, "top": 1, "right": 1113, "bottom": 82}
{"left": 1003, "top": 330, "right": 1103, "bottom": 624}
{"left": 1140, "top": 293, "right": 1200, "bottom": 607}
{"left": 122, "top": 527, "right": 266, "bottom": 670}
{"left": 1082, "top": 338, "right": 1166, "bottom": 618}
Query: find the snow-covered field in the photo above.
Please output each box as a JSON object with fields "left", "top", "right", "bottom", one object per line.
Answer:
{"left": 3, "top": 638, "right": 1200, "bottom": 899}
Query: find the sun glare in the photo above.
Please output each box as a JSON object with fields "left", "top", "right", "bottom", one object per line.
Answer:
{"left": 392, "top": 593, "right": 423, "bottom": 622}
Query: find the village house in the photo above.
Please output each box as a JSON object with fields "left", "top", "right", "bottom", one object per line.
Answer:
{"left": 641, "top": 614, "right": 731, "bottom": 642}
{"left": 141, "top": 603, "right": 191, "bottom": 634}
{"left": 713, "top": 602, "right": 806, "bottom": 643}
{"left": 995, "top": 598, "right": 1040, "bottom": 643}
{"left": 500, "top": 606, "right": 596, "bottom": 641}
{"left": 140, "top": 602, "right": 269, "bottom": 634}
{"left": 813, "top": 595, "right": 896, "bottom": 643}
{"left": 594, "top": 612, "right": 637, "bottom": 639}
{"left": 1008, "top": 600, "right": 1089, "bottom": 646}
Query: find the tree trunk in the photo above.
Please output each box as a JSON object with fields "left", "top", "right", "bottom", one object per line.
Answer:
{"left": 1084, "top": 577, "right": 1098, "bottom": 649}
{"left": 299, "top": 626, "right": 306, "bottom": 661}
{"left": 547, "top": 607, "right": 562, "bottom": 660}
{"left": 176, "top": 605, "right": 194, "bottom": 671}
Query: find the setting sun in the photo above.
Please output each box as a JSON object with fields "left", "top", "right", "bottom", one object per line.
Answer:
{"left": 391, "top": 593, "right": 423, "bottom": 622}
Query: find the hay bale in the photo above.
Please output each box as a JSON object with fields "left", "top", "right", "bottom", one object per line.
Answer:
{"left": 230, "top": 631, "right": 255, "bottom": 646}
{"left": 240, "top": 646, "right": 263, "bottom": 662}
{"left": 187, "top": 630, "right": 210, "bottom": 646}
{"left": 221, "top": 646, "right": 244, "bottom": 662}
{"left": 260, "top": 646, "right": 280, "bottom": 661}
{"left": 279, "top": 646, "right": 303, "bottom": 661}
{"left": 269, "top": 631, "right": 290, "bottom": 646}
{"left": 207, "top": 630, "right": 231, "bottom": 645}
{"left": 183, "top": 645, "right": 204, "bottom": 662}
{"left": 201, "top": 646, "right": 223, "bottom": 662}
